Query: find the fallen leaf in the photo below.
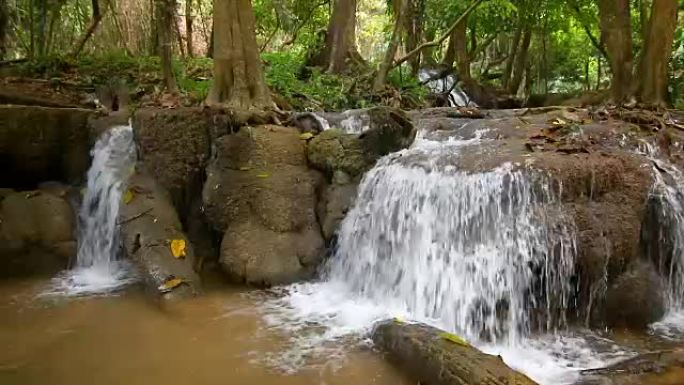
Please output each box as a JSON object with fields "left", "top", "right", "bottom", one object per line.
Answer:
{"left": 158, "top": 277, "right": 184, "bottom": 293}
{"left": 123, "top": 189, "right": 134, "bottom": 204}
{"left": 439, "top": 332, "right": 469, "bottom": 346}
{"left": 393, "top": 317, "right": 405, "bottom": 324}
{"left": 239, "top": 166, "right": 251, "bottom": 171}
{"left": 299, "top": 132, "right": 314, "bottom": 140}
{"left": 170, "top": 239, "right": 186, "bottom": 258}
{"left": 256, "top": 172, "right": 270, "bottom": 178}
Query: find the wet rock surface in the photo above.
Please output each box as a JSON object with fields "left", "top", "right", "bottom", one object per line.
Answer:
{"left": 0, "top": 105, "right": 94, "bottom": 187}
{"left": 0, "top": 189, "right": 76, "bottom": 276}
{"left": 119, "top": 172, "right": 200, "bottom": 299}
{"left": 373, "top": 320, "right": 537, "bottom": 385}
{"left": 203, "top": 125, "right": 325, "bottom": 286}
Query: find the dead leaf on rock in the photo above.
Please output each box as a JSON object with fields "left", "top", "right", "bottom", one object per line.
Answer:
{"left": 170, "top": 239, "right": 186, "bottom": 258}
{"left": 158, "top": 276, "right": 184, "bottom": 293}
{"left": 299, "top": 132, "right": 315, "bottom": 140}
{"left": 123, "top": 189, "right": 134, "bottom": 204}
{"left": 256, "top": 172, "right": 270, "bottom": 178}
{"left": 439, "top": 332, "right": 469, "bottom": 346}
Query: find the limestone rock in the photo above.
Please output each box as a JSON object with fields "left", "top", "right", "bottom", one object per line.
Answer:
{"left": 373, "top": 320, "right": 537, "bottom": 385}
{"left": 202, "top": 125, "right": 325, "bottom": 286}
{"left": 316, "top": 182, "right": 357, "bottom": 241}
{"left": 119, "top": 172, "right": 200, "bottom": 299}
{"left": 0, "top": 190, "right": 76, "bottom": 276}
{"left": 307, "top": 107, "right": 417, "bottom": 178}
{"left": 0, "top": 105, "right": 93, "bottom": 187}
{"left": 604, "top": 262, "right": 665, "bottom": 329}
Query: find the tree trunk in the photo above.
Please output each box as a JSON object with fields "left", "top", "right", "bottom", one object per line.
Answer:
{"left": 508, "top": 27, "right": 531, "bottom": 95}
{"left": 207, "top": 25, "right": 214, "bottom": 58}
{"left": 637, "top": 0, "right": 677, "bottom": 106}
{"left": 185, "top": 0, "right": 194, "bottom": 57}
{"left": 598, "top": 0, "right": 633, "bottom": 103}
{"left": 0, "top": 0, "right": 8, "bottom": 59}
{"left": 374, "top": 0, "right": 407, "bottom": 91}
{"left": 206, "top": 0, "right": 272, "bottom": 108}
{"left": 313, "top": 0, "right": 359, "bottom": 73}
{"left": 502, "top": 23, "right": 522, "bottom": 90}
{"left": 70, "top": 0, "right": 101, "bottom": 57}
{"left": 402, "top": 0, "right": 423, "bottom": 75}
{"left": 157, "top": 0, "right": 178, "bottom": 92}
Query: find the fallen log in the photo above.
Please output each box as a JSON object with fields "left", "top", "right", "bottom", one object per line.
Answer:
{"left": 372, "top": 320, "right": 537, "bottom": 385}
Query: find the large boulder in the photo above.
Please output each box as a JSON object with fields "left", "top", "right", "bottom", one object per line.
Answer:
{"left": 203, "top": 125, "right": 325, "bottom": 286}
{"left": 307, "top": 107, "right": 417, "bottom": 178}
{"left": 373, "top": 320, "right": 537, "bottom": 385}
{"left": 0, "top": 189, "right": 76, "bottom": 276}
{"left": 132, "top": 108, "right": 212, "bottom": 217}
{"left": 0, "top": 105, "right": 93, "bottom": 187}
{"left": 119, "top": 172, "right": 200, "bottom": 299}
{"left": 604, "top": 261, "right": 665, "bottom": 329}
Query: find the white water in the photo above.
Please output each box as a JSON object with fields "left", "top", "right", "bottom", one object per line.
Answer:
{"left": 260, "top": 130, "right": 631, "bottom": 384}
{"left": 418, "top": 68, "right": 477, "bottom": 107}
{"left": 46, "top": 124, "right": 137, "bottom": 296}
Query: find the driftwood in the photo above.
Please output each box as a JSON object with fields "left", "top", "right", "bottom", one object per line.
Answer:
{"left": 372, "top": 320, "right": 537, "bottom": 385}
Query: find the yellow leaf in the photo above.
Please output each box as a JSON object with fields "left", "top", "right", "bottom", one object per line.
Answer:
{"left": 158, "top": 277, "right": 184, "bottom": 292}
{"left": 256, "top": 172, "right": 270, "bottom": 178}
{"left": 299, "top": 132, "right": 314, "bottom": 140}
{"left": 239, "top": 166, "right": 252, "bottom": 171}
{"left": 170, "top": 239, "right": 186, "bottom": 258}
{"left": 393, "top": 317, "right": 405, "bottom": 324}
{"left": 123, "top": 189, "right": 134, "bottom": 204}
{"left": 439, "top": 332, "right": 469, "bottom": 346}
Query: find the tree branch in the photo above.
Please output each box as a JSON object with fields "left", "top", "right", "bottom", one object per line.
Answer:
{"left": 69, "top": 0, "right": 102, "bottom": 57}
{"left": 568, "top": 1, "right": 608, "bottom": 60}
{"left": 391, "top": 0, "right": 484, "bottom": 69}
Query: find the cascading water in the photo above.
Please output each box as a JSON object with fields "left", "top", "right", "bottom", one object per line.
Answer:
{"left": 47, "top": 124, "right": 137, "bottom": 296}
{"left": 639, "top": 142, "right": 684, "bottom": 339}
{"left": 261, "top": 128, "right": 628, "bottom": 383}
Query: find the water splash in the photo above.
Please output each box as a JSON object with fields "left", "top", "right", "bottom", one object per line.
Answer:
{"left": 46, "top": 124, "right": 137, "bottom": 296}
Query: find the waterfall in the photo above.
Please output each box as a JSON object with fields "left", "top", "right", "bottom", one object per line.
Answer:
{"left": 260, "top": 129, "right": 632, "bottom": 383}
{"left": 326, "top": 160, "right": 576, "bottom": 344}
{"left": 639, "top": 142, "right": 684, "bottom": 338}
{"left": 47, "top": 124, "right": 137, "bottom": 296}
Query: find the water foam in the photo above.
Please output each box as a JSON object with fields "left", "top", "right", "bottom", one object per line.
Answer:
{"left": 45, "top": 124, "right": 137, "bottom": 296}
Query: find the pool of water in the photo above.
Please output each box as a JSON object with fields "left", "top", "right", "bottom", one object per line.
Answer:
{"left": 0, "top": 278, "right": 409, "bottom": 385}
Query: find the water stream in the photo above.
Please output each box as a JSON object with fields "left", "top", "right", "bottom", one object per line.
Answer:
{"left": 47, "top": 124, "right": 137, "bottom": 296}
{"left": 261, "top": 128, "right": 633, "bottom": 384}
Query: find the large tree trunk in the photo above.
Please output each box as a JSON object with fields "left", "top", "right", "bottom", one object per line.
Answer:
{"left": 502, "top": 23, "right": 522, "bottom": 90}
{"left": 637, "top": 0, "right": 677, "bottom": 106}
{"left": 185, "top": 0, "right": 194, "bottom": 57}
{"left": 508, "top": 27, "right": 531, "bottom": 95}
{"left": 157, "top": 0, "right": 178, "bottom": 93}
{"left": 373, "top": 0, "right": 407, "bottom": 91}
{"left": 598, "top": 0, "right": 634, "bottom": 103}
{"left": 70, "top": 0, "right": 102, "bottom": 57}
{"left": 307, "top": 0, "right": 362, "bottom": 74}
{"left": 206, "top": 0, "right": 272, "bottom": 108}
{"left": 0, "top": 0, "right": 8, "bottom": 59}
{"left": 403, "top": 0, "right": 423, "bottom": 75}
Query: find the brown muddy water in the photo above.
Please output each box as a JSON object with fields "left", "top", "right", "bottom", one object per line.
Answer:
{"left": 0, "top": 278, "right": 410, "bottom": 385}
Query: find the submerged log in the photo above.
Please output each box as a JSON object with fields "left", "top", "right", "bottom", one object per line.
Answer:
{"left": 372, "top": 320, "right": 537, "bottom": 385}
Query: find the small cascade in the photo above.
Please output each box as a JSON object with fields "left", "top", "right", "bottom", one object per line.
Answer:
{"left": 260, "top": 128, "right": 633, "bottom": 384}
{"left": 326, "top": 160, "right": 576, "bottom": 344}
{"left": 639, "top": 142, "right": 684, "bottom": 338}
{"left": 418, "top": 68, "right": 476, "bottom": 107}
{"left": 48, "top": 124, "right": 137, "bottom": 296}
